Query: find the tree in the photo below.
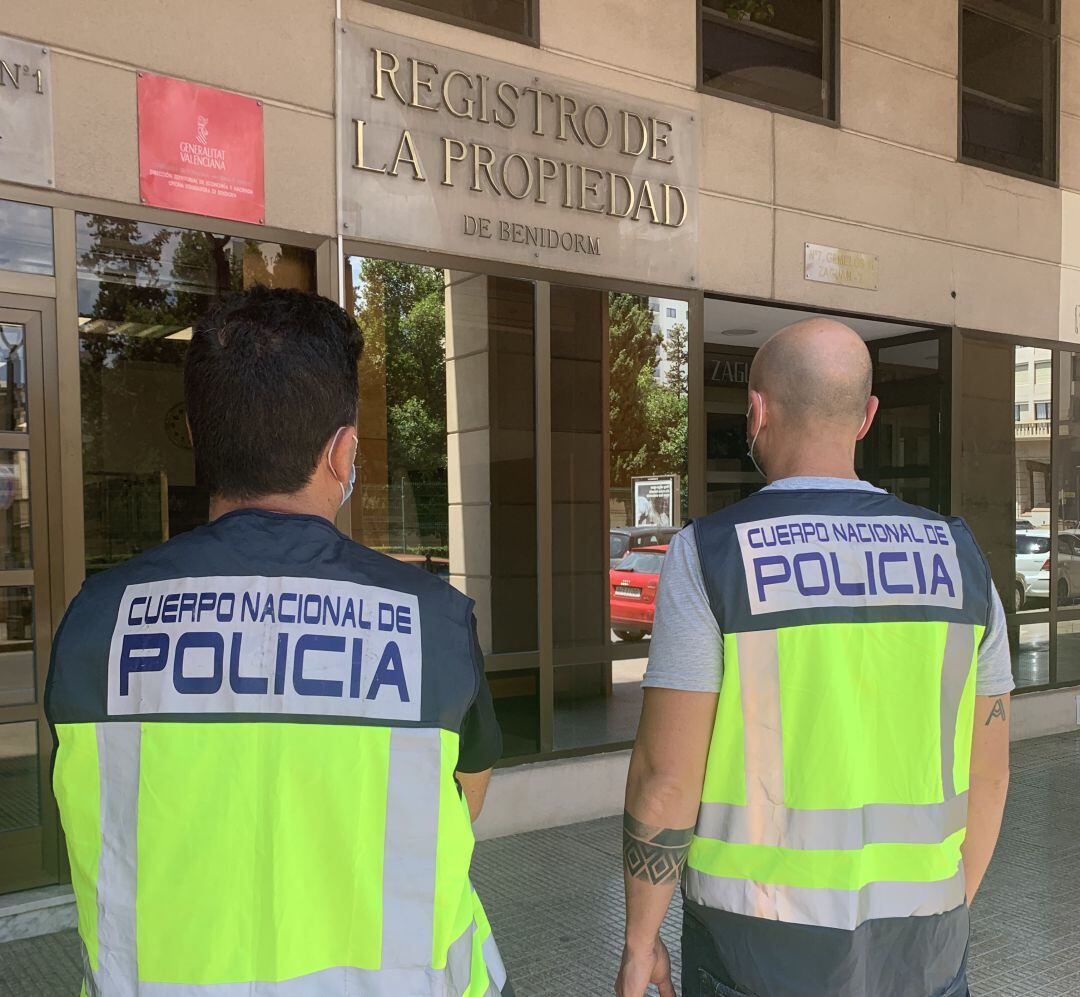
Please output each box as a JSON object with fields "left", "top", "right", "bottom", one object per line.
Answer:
{"left": 664, "top": 322, "right": 689, "bottom": 400}
{"left": 608, "top": 293, "right": 663, "bottom": 491}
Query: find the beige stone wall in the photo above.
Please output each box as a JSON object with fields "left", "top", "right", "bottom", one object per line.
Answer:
{"left": 4, "top": 0, "right": 1077, "bottom": 339}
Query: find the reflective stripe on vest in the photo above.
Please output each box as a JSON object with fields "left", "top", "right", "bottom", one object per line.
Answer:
{"left": 55, "top": 722, "right": 506, "bottom": 996}
{"left": 81, "top": 923, "right": 503, "bottom": 996}
{"left": 686, "top": 620, "right": 980, "bottom": 931}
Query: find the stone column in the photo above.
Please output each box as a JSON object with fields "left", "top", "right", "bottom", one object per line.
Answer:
{"left": 445, "top": 272, "right": 493, "bottom": 651}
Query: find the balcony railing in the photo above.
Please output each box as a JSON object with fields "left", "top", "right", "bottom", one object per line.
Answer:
{"left": 1015, "top": 419, "right": 1051, "bottom": 439}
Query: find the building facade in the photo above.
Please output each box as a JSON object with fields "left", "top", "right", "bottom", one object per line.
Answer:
{"left": 1, "top": 0, "right": 1079, "bottom": 901}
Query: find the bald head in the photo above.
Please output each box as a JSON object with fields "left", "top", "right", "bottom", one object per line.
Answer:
{"left": 750, "top": 318, "right": 872, "bottom": 428}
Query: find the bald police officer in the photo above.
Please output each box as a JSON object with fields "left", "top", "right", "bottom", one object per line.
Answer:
{"left": 618, "top": 319, "right": 1012, "bottom": 997}
{"left": 47, "top": 287, "right": 511, "bottom": 996}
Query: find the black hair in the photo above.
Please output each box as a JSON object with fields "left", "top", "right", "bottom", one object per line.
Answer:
{"left": 184, "top": 286, "right": 363, "bottom": 499}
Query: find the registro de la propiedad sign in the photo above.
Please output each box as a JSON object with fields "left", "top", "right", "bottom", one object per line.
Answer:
{"left": 337, "top": 23, "right": 698, "bottom": 286}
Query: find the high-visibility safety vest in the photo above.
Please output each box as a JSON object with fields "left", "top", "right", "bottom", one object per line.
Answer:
{"left": 46, "top": 510, "right": 507, "bottom": 997}
{"left": 684, "top": 488, "right": 990, "bottom": 964}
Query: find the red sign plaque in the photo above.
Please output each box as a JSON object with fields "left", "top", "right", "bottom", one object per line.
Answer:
{"left": 137, "top": 73, "right": 264, "bottom": 224}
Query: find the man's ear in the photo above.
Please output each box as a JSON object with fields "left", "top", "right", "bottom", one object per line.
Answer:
{"left": 856, "top": 396, "right": 880, "bottom": 441}
{"left": 747, "top": 389, "right": 765, "bottom": 434}
{"left": 326, "top": 425, "right": 357, "bottom": 485}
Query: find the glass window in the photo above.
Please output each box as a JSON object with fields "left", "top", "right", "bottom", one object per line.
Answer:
{"left": 1016, "top": 532, "right": 1050, "bottom": 555}
{"left": 666, "top": 307, "right": 677, "bottom": 318}
{"left": 77, "top": 215, "right": 316, "bottom": 574}
{"left": 960, "top": 3, "right": 1057, "bottom": 181}
{"left": 858, "top": 337, "right": 949, "bottom": 513}
{"left": 369, "top": 0, "right": 534, "bottom": 41}
{"left": 957, "top": 336, "right": 1080, "bottom": 691}
{"left": 0, "top": 720, "right": 40, "bottom": 831}
{"left": 1054, "top": 346, "right": 1080, "bottom": 686}
{"left": 1013, "top": 344, "right": 1051, "bottom": 626}
{"left": 613, "top": 549, "right": 666, "bottom": 574}
{"left": 0, "top": 200, "right": 53, "bottom": 276}
{"left": 1014, "top": 402, "right": 1029, "bottom": 421}
{"left": 700, "top": 0, "right": 836, "bottom": 120}
{"left": 0, "top": 324, "right": 28, "bottom": 432}
{"left": 553, "top": 291, "right": 688, "bottom": 751}
{"left": 1015, "top": 361, "right": 1029, "bottom": 383}
{"left": 0, "top": 450, "right": 31, "bottom": 570}
{"left": 0, "top": 588, "right": 36, "bottom": 708}
{"left": 348, "top": 257, "right": 540, "bottom": 758}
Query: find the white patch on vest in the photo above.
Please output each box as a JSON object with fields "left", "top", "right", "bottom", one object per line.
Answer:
{"left": 107, "top": 575, "right": 422, "bottom": 721}
{"left": 735, "top": 515, "right": 964, "bottom": 616}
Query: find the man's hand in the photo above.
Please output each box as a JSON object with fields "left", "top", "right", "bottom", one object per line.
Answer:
{"left": 615, "top": 937, "right": 675, "bottom": 997}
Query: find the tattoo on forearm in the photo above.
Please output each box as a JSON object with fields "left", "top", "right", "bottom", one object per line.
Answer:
{"left": 984, "top": 698, "right": 1007, "bottom": 725}
{"left": 622, "top": 810, "right": 694, "bottom": 885}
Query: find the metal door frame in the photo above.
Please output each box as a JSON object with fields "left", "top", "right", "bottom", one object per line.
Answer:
{"left": 0, "top": 293, "right": 61, "bottom": 892}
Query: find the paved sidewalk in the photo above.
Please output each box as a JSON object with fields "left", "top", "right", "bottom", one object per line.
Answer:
{"left": 1, "top": 731, "right": 1077, "bottom": 996}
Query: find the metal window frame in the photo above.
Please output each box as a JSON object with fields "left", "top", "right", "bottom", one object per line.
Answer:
{"left": 956, "top": 0, "right": 1060, "bottom": 185}
{"left": 362, "top": 0, "right": 540, "bottom": 47}
{"left": 696, "top": 0, "right": 841, "bottom": 126}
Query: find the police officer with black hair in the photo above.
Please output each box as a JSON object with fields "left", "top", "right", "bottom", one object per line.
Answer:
{"left": 47, "top": 286, "right": 510, "bottom": 996}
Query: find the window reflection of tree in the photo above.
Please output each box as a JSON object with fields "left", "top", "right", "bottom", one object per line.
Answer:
{"left": 76, "top": 215, "right": 315, "bottom": 568}
{"left": 354, "top": 259, "right": 448, "bottom": 557}
{"left": 608, "top": 293, "right": 688, "bottom": 526}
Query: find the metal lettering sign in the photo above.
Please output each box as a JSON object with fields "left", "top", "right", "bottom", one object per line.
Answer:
{"left": 704, "top": 354, "right": 751, "bottom": 387}
{"left": 0, "top": 35, "right": 54, "bottom": 188}
{"left": 805, "top": 243, "right": 879, "bottom": 291}
{"left": 337, "top": 23, "right": 698, "bottom": 286}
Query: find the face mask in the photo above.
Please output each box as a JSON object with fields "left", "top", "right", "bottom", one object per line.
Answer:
{"left": 327, "top": 427, "right": 358, "bottom": 508}
{"left": 746, "top": 400, "right": 766, "bottom": 479}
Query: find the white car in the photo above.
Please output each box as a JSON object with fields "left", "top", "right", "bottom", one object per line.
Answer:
{"left": 1014, "top": 530, "right": 1080, "bottom": 610}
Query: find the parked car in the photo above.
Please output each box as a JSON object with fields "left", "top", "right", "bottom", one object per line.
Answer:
{"left": 1014, "top": 530, "right": 1080, "bottom": 610}
{"left": 610, "top": 526, "right": 678, "bottom": 568}
{"left": 610, "top": 544, "right": 667, "bottom": 642}
{"left": 1016, "top": 519, "right": 1035, "bottom": 530}
{"left": 1016, "top": 530, "right": 1051, "bottom": 610}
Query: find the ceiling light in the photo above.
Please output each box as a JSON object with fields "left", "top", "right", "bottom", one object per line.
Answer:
{"left": 720, "top": 328, "right": 757, "bottom": 338}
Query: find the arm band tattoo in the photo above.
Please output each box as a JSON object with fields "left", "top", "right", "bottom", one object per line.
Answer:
{"left": 984, "top": 697, "right": 1007, "bottom": 725}
{"left": 623, "top": 810, "right": 694, "bottom": 885}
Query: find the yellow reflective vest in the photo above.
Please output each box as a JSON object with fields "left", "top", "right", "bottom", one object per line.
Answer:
{"left": 47, "top": 510, "right": 506, "bottom": 996}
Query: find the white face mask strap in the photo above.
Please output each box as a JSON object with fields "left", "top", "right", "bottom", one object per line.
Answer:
{"left": 746, "top": 394, "right": 765, "bottom": 479}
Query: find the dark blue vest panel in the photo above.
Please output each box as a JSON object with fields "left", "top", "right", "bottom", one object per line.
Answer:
{"left": 692, "top": 488, "right": 993, "bottom": 635}
{"left": 45, "top": 510, "right": 481, "bottom": 732}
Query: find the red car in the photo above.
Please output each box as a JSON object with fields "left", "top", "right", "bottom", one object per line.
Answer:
{"left": 610, "top": 544, "right": 667, "bottom": 643}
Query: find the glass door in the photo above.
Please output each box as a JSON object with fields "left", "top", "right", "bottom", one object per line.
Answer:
{"left": 0, "top": 301, "right": 58, "bottom": 893}
{"left": 861, "top": 331, "right": 950, "bottom": 513}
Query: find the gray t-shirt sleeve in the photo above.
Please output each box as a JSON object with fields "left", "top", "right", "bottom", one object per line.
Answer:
{"left": 976, "top": 585, "right": 1015, "bottom": 696}
{"left": 642, "top": 528, "right": 724, "bottom": 693}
